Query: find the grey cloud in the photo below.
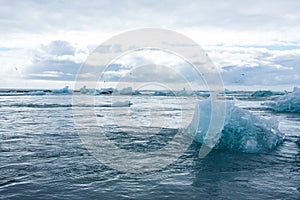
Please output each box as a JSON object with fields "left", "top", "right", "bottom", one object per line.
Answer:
{"left": 26, "top": 40, "right": 83, "bottom": 80}
{"left": 221, "top": 65, "right": 299, "bottom": 86}
{"left": 22, "top": 37, "right": 300, "bottom": 86}
{"left": 1, "top": 0, "right": 300, "bottom": 35}
{"left": 39, "top": 41, "right": 76, "bottom": 56}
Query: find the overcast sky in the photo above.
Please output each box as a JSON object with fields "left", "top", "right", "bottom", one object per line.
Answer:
{"left": 0, "top": 0, "right": 299, "bottom": 90}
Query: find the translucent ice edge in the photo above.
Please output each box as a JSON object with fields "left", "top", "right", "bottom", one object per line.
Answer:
{"left": 187, "top": 97, "right": 284, "bottom": 153}
{"left": 264, "top": 87, "right": 300, "bottom": 113}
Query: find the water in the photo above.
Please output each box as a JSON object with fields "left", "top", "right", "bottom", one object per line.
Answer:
{"left": 0, "top": 93, "right": 299, "bottom": 199}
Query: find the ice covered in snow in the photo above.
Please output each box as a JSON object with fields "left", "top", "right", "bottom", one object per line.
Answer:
{"left": 52, "top": 86, "right": 73, "bottom": 94}
{"left": 251, "top": 90, "right": 285, "bottom": 97}
{"left": 264, "top": 87, "right": 300, "bottom": 113}
{"left": 187, "top": 98, "right": 284, "bottom": 153}
{"left": 26, "top": 91, "right": 46, "bottom": 95}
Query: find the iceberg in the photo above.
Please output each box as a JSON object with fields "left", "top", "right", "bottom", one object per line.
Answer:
{"left": 99, "top": 88, "right": 114, "bottom": 94}
{"left": 111, "top": 101, "right": 132, "bottom": 107}
{"left": 119, "top": 87, "right": 133, "bottom": 95}
{"left": 94, "top": 88, "right": 114, "bottom": 95}
{"left": 251, "top": 90, "right": 285, "bottom": 97}
{"left": 264, "top": 87, "right": 300, "bottom": 113}
{"left": 26, "top": 90, "right": 46, "bottom": 95}
{"left": 132, "top": 90, "right": 141, "bottom": 95}
{"left": 52, "top": 86, "right": 73, "bottom": 94}
{"left": 222, "top": 88, "right": 234, "bottom": 94}
{"left": 153, "top": 91, "right": 175, "bottom": 96}
{"left": 200, "top": 93, "right": 210, "bottom": 97}
{"left": 188, "top": 98, "right": 284, "bottom": 153}
{"left": 80, "top": 85, "right": 90, "bottom": 94}
{"left": 176, "top": 88, "right": 192, "bottom": 96}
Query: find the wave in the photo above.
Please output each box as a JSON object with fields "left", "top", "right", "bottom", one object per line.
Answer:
{"left": 188, "top": 98, "right": 284, "bottom": 153}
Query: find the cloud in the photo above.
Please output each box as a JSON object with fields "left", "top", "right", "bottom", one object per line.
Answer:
{"left": 1, "top": 0, "right": 300, "bottom": 34}
{"left": 1, "top": 1, "right": 300, "bottom": 88}
{"left": 214, "top": 47, "right": 300, "bottom": 85}
{"left": 25, "top": 40, "right": 89, "bottom": 81}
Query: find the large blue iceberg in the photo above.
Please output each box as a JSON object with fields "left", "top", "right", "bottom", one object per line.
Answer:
{"left": 264, "top": 87, "right": 300, "bottom": 113}
{"left": 188, "top": 98, "right": 284, "bottom": 153}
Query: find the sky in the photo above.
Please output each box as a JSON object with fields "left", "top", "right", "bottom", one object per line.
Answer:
{"left": 0, "top": 0, "right": 300, "bottom": 90}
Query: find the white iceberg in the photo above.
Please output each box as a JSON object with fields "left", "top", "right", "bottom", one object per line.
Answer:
{"left": 188, "top": 98, "right": 284, "bottom": 153}
{"left": 264, "top": 87, "right": 300, "bottom": 113}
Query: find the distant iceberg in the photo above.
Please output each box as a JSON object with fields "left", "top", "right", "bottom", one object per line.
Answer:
{"left": 264, "top": 87, "right": 300, "bottom": 113}
{"left": 119, "top": 87, "right": 133, "bottom": 95}
{"left": 251, "top": 90, "right": 285, "bottom": 97}
{"left": 132, "top": 90, "right": 141, "bottom": 95}
{"left": 188, "top": 98, "right": 284, "bottom": 153}
{"left": 222, "top": 88, "right": 234, "bottom": 94}
{"left": 153, "top": 88, "right": 193, "bottom": 96}
{"left": 176, "top": 88, "right": 192, "bottom": 96}
{"left": 117, "top": 87, "right": 141, "bottom": 95}
{"left": 111, "top": 101, "right": 132, "bottom": 107}
{"left": 52, "top": 86, "right": 73, "bottom": 94}
{"left": 200, "top": 92, "right": 210, "bottom": 97}
{"left": 79, "top": 85, "right": 93, "bottom": 94}
{"left": 26, "top": 90, "right": 46, "bottom": 95}
{"left": 153, "top": 91, "right": 175, "bottom": 96}
{"left": 94, "top": 88, "right": 114, "bottom": 95}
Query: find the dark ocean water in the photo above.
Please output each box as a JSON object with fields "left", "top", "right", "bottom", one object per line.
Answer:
{"left": 0, "top": 93, "right": 299, "bottom": 199}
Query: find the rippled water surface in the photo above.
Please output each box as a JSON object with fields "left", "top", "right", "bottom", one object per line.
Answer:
{"left": 1, "top": 93, "right": 299, "bottom": 199}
